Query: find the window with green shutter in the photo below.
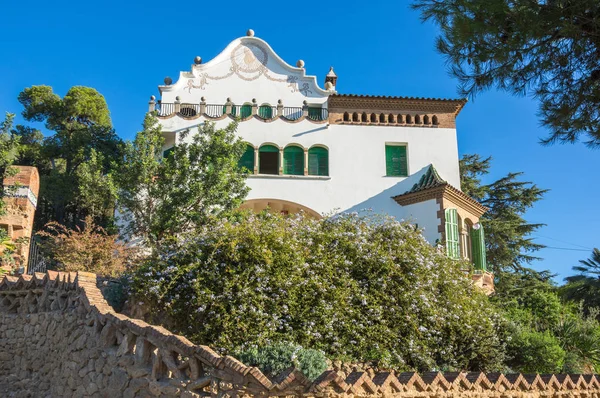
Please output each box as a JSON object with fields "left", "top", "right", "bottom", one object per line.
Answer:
{"left": 470, "top": 225, "right": 487, "bottom": 271}
{"left": 238, "top": 144, "right": 254, "bottom": 173}
{"left": 308, "top": 147, "right": 328, "bottom": 176}
{"left": 258, "top": 105, "right": 273, "bottom": 119}
{"left": 240, "top": 104, "right": 252, "bottom": 119}
{"left": 259, "top": 145, "right": 279, "bottom": 175}
{"left": 445, "top": 208, "right": 460, "bottom": 259}
{"left": 223, "top": 104, "right": 237, "bottom": 116}
{"left": 283, "top": 146, "right": 304, "bottom": 175}
{"left": 385, "top": 145, "right": 408, "bottom": 176}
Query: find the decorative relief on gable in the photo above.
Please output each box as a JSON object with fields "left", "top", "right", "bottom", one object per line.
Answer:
{"left": 184, "top": 42, "right": 313, "bottom": 95}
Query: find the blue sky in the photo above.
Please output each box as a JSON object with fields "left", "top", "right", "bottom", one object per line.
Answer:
{"left": 1, "top": 0, "right": 597, "bottom": 281}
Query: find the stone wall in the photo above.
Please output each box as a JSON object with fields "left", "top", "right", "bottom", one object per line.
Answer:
{"left": 1, "top": 271, "right": 600, "bottom": 398}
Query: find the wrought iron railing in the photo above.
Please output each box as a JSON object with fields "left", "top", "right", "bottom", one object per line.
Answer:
{"left": 151, "top": 102, "right": 328, "bottom": 121}
{"left": 27, "top": 237, "right": 48, "bottom": 275}
{"left": 307, "top": 107, "right": 329, "bottom": 121}
{"left": 281, "top": 107, "right": 303, "bottom": 120}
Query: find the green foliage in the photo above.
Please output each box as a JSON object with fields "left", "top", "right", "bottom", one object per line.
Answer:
{"left": 132, "top": 211, "right": 505, "bottom": 371}
{"left": 562, "top": 249, "right": 600, "bottom": 313}
{"left": 460, "top": 154, "right": 547, "bottom": 274}
{"left": 507, "top": 329, "right": 565, "bottom": 374}
{"left": 103, "top": 278, "right": 130, "bottom": 312}
{"left": 117, "top": 115, "right": 249, "bottom": 249}
{"left": 412, "top": 0, "right": 600, "bottom": 148}
{"left": 0, "top": 113, "right": 20, "bottom": 217}
{"left": 236, "top": 342, "right": 327, "bottom": 381}
{"left": 493, "top": 272, "right": 600, "bottom": 373}
{"left": 17, "top": 85, "right": 122, "bottom": 229}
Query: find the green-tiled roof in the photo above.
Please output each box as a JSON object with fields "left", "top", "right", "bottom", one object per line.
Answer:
{"left": 406, "top": 164, "right": 446, "bottom": 194}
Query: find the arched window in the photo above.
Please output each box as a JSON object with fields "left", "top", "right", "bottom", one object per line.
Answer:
{"left": 238, "top": 144, "right": 254, "bottom": 173}
{"left": 432, "top": 115, "right": 439, "bottom": 125}
{"left": 352, "top": 112, "right": 359, "bottom": 122}
{"left": 388, "top": 114, "right": 395, "bottom": 123}
{"left": 415, "top": 114, "right": 421, "bottom": 124}
{"left": 379, "top": 114, "right": 386, "bottom": 123}
{"left": 283, "top": 146, "right": 304, "bottom": 175}
{"left": 259, "top": 145, "right": 279, "bottom": 175}
{"left": 258, "top": 104, "right": 273, "bottom": 119}
{"left": 444, "top": 208, "right": 460, "bottom": 259}
{"left": 343, "top": 112, "right": 350, "bottom": 122}
{"left": 308, "top": 147, "right": 328, "bottom": 176}
{"left": 361, "top": 112, "right": 368, "bottom": 123}
{"left": 424, "top": 115, "right": 430, "bottom": 124}
{"left": 240, "top": 103, "right": 252, "bottom": 119}
{"left": 397, "top": 114, "right": 404, "bottom": 124}
{"left": 370, "top": 113, "right": 377, "bottom": 123}
{"left": 406, "top": 114, "right": 412, "bottom": 124}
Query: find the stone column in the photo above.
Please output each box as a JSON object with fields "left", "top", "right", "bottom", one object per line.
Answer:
{"left": 254, "top": 146, "right": 259, "bottom": 175}
{"left": 304, "top": 148, "right": 309, "bottom": 176}
{"left": 279, "top": 147, "right": 284, "bottom": 175}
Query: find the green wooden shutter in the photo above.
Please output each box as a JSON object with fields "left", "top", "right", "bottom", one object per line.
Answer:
{"left": 445, "top": 208, "right": 460, "bottom": 259}
{"left": 223, "top": 104, "right": 237, "bottom": 116}
{"left": 471, "top": 225, "right": 487, "bottom": 271}
{"left": 258, "top": 105, "right": 273, "bottom": 119}
{"left": 385, "top": 145, "right": 408, "bottom": 176}
{"left": 308, "top": 147, "right": 328, "bottom": 176}
{"left": 240, "top": 104, "right": 252, "bottom": 119}
{"left": 238, "top": 145, "right": 254, "bottom": 172}
{"left": 283, "top": 146, "right": 304, "bottom": 175}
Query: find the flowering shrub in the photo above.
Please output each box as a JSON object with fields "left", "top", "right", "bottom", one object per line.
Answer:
{"left": 236, "top": 342, "right": 327, "bottom": 381}
{"left": 132, "top": 211, "right": 505, "bottom": 371}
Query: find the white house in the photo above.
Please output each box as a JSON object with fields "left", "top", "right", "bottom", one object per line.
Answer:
{"left": 149, "top": 30, "right": 490, "bottom": 280}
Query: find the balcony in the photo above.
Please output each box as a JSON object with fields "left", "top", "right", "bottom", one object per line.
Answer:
{"left": 148, "top": 98, "right": 329, "bottom": 123}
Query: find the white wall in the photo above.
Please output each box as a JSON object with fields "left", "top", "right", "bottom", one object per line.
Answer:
{"left": 154, "top": 35, "right": 460, "bottom": 245}
{"left": 160, "top": 117, "right": 459, "bottom": 244}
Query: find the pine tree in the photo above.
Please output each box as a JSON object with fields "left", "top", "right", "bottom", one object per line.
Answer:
{"left": 460, "top": 154, "right": 547, "bottom": 274}
{"left": 413, "top": 0, "right": 600, "bottom": 147}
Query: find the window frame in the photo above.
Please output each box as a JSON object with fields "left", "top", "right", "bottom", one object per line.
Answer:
{"left": 384, "top": 144, "right": 409, "bottom": 177}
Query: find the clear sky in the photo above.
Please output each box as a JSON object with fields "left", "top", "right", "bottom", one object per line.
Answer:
{"left": 1, "top": 0, "right": 597, "bottom": 281}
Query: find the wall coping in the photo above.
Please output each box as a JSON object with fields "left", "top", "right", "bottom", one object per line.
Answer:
{"left": 1, "top": 271, "right": 599, "bottom": 397}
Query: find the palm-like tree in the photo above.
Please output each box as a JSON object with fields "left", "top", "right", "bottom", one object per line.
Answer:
{"left": 562, "top": 248, "right": 600, "bottom": 312}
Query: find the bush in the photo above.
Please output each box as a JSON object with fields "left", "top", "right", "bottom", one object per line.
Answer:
{"left": 103, "top": 277, "right": 130, "bottom": 312}
{"left": 37, "top": 216, "right": 137, "bottom": 277}
{"left": 236, "top": 342, "right": 327, "bottom": 381}
{"left": 506, "top": 328, "right": 565, "bottom": 373}
{"left": 132, "top": 211, "right": 505, "bottom": 371}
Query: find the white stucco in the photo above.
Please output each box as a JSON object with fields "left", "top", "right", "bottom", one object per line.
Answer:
{"left": 153, "top": 34, "right": 463, "bottom": 244}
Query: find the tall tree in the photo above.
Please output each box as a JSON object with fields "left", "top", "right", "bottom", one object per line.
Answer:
{"left": 0, "top": 113, "right": 21, "bottom": 217}
{"left": 117, "top": 115, "right": 249, "bottom": 249}
{"left": 562, "top": 248, "right": 600, "bottom": 311}
{"left": 412, "top": 0, "right": 600, "bottom": 147}
{"left": 460, "top": 154, "right": 547, "bottom": 274}
{"left": 17, "top": 85, "right": 122, "bottom": 228}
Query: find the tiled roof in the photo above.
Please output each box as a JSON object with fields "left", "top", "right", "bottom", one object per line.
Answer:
{"left": 406, "top": 164, "right": 446, "bottom": 194}
{"left": 330, "top": 93, "right": 467, "bottom": 104}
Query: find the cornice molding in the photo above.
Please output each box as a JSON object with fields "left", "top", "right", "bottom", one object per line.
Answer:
{"left": 329, "top": 95, "right": 467, "bottom": 115}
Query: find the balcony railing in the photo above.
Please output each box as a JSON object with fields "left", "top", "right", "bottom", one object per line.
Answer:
{"left": 150, "top": 100, "right": 329, "bottom": 122}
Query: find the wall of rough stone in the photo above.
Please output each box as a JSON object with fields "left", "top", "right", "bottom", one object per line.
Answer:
{"left": 1, "top": 271, "right": 600, "bottom": 398}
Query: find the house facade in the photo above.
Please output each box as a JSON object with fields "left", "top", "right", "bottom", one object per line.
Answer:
{"left": 150, "top": 30, "right": 490, "bottom": 282}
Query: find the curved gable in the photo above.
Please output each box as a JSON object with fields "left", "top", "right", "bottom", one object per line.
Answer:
{"left": 159, "top": 34, "right": 332, "bottom": 106}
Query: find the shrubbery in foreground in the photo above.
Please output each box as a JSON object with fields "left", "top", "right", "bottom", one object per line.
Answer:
{"left": 132, "top": 211, "right": 505, "bottom": 371}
